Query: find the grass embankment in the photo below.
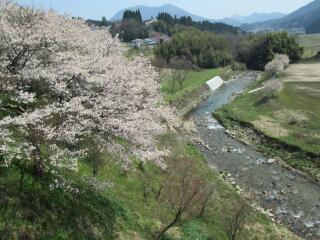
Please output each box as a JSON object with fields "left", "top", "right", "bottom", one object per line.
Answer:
{"left": 162, "top": 68, "right": 220, "bottom": 103}
{"left": 161, "top": 68, "right": 220, "bottom": 116}
{"left": 0, "top": 132, "right": 297, "bottom": 240}
{"left": 0, "top": 82, "right": 298, "bottom": 240}
{"left": 215, "top": 65, "right": 320, "bottom": 181}
{"left": 296, "top": 34, "right": 320, "bottom": 59}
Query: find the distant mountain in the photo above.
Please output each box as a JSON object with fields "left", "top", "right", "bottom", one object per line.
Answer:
{"left": 109, "top": 4, "right": 286, "bottom": 27}
{"left": 219, "top": 18, "right": 243, "bottom": 26}
{"left": 244, "top": 0, "right": 320, "bottom": 33}
{"left": 110, "top": 4, "right": 208, "bottom": 22}
{"left": 306, "top": 17, "right": 320, "bottom": 34}
{"left": 231, "top": 12, "right": 285, "bottom": 24}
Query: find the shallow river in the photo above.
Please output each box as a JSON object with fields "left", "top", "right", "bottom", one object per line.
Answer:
{"left": 190, "top": 72, "right": 320, "bottom": 239}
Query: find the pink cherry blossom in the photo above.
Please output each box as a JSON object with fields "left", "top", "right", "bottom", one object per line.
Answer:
{"left": 0, "top": 2, "right": 178, "bottom": 187}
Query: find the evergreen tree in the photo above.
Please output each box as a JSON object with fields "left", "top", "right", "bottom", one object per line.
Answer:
{"left": 239, "top": 32, "right": 303, "bottom": 70}
{"left": 101, "top": 16, "right": 108, "bottom": 26}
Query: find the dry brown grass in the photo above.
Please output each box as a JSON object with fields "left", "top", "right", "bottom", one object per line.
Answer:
{"left": 294, "top": 85, "right": 320, "bottom": 97}
{"left": 252, "top": 116, "right": 290, "bottom": 137}
{"left": 273, "top": 110, "right": 309, "bottom": 125}
{"left": 283, "top": 63, "right": 320, "bottom": 83}
{"left": 246, "top": 222, "right": 300, "bottom": 240}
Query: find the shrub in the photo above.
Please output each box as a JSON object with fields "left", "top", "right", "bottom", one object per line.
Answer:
{"left": 231, "top": 62, "right": 246, "bottom": 71}
{"left": 239, "top": 32, "right": 302, "bottom": 70}
{"left": 155, "top": 29, "right": 234, "bottom": 69}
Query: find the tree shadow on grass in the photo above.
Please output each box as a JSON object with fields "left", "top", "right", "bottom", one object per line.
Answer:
{"left": 254, "top": 96, "right": 275, "bottom": 106}
{"left": 0, "top": 172, "right": 126, "bottom": 240}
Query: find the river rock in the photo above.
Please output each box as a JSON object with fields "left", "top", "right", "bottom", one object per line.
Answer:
{"left": 292, "top": 211, "right": 304, "bottom": 219}
{"left": 266, "top": 209, "right": 275, "bottom": 218}
{"left": 205, "top": 145, "right": 212, "bottom": 151}
{"left": 304, "top": 221, "right": 315, "bottom": 228}
{"left": 256, "top": 158, "right": 265, "bottom": 165}
{"left": 267, "top": 158, "right": 276, "bottom": 164}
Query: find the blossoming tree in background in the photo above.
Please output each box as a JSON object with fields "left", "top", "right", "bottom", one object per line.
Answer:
{"left": 264, "top": 54, "right": 290, "bottom": 77}
{"left": 262, "top": 54, "right": 287, "bottom": 98}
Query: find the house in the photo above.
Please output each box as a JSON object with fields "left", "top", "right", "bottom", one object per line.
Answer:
{"left": 132, "top": 35, "right": 172, "bottom": 49}
{"left": 143, "top": 38, "right": 159, "bottom": 46}
{"left": 143, "top": 35, "right": 172, "bottom": 46}
{"left": 132, "top": 39, "right": 144, "bottom": 48}
{"left": 160, "top": 34, "right": 171, "bottom": 43}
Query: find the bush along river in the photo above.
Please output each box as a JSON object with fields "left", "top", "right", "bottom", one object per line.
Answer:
{"left": 190, "top": 72, "right": 320, "bottom": 240}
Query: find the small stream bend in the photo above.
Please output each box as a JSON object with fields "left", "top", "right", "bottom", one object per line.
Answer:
{"left": 190, "top": 72, "right": 320, "bottom": 239}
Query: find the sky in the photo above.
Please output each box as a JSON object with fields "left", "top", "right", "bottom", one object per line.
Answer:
{"left": 20, "top": 0, "right": 314, "bottom": 20}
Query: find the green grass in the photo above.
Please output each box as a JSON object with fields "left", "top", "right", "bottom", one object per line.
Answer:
{"left": 100, "top": 135, "right": 298, "bottom": 240}
{"left": 0, "top": 131, "right": 298, "bottom": 240}
{"left": 0, "top": 168, "right": 125, "bottom": 240}
{"left": 215, "top": 79, "right": 320, "bottom": 180}
{"left": 1, "top": 77, "right": 298, "bottom": 240}
{"left": 297, "top": 34, "right": 320, "bottom": 59}
{"left": 161, "top": 68, "right": 220, "bottom": 103}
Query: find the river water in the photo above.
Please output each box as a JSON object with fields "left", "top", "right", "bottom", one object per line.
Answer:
{"left": 190, "top": 72, "right": 320, "bottom": 239}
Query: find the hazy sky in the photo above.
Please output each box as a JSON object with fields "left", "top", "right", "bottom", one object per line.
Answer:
{"left": 20, "top": 0, "right": 313, "bottom": 20}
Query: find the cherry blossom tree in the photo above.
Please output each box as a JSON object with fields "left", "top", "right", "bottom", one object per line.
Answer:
{"left": 0, "top": 2, "right": 177, "bottom": 189}
{"left": 264, "top": 54, "right": 290, "bottom": 77}
{"left": 276, "top": 54, "right": 290, "bottom": 68}
{"left": 263, "top": 78, "right": 284, "bottom": 98}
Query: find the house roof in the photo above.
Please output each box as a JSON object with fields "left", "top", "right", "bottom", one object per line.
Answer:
{"left": 143, "top": 38, "right": 158, "bottom": 45}
{"left": 132, "top": 39, "right": 143, "bottom": 43}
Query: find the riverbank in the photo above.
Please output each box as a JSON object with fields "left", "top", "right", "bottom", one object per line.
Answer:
{"left": 213, "top": 63, "right": 320, "bottom": 182}
{"left": 160, "top": 67, "right": 243, "bottom": 117}
{"left": 214, "top": 112, "right": 320, "bottom": 182}
{"left": 189, "top": 72, "right": 320, "bottom": 240}
{"left": 161, "top": 68, "right": 220, "bottom": 116}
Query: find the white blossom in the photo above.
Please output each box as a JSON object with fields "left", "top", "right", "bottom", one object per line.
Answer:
{"left": 0, "top": 3, "right": 178, "bottom": 185}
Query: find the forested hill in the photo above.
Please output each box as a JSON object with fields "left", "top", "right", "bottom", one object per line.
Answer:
{"left": 155, "top": 12, "right": 240, "bottom": 34}
{"left": 110, "top": 4, "right": 208, "bottom": 22}
{"left": 109, "top": 10, "right": 241, "bottom": 43}
{"left": 244, "top": 0, "right": 320, "bottom": 33}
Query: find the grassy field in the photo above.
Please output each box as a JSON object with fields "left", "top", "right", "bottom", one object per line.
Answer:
{"left": 215, "top": 63, "right": 320, "bottom": 180}
{"left": 161, "top": 68, "right": 221, "bottom": 104}
{"left": 296, "top": 34, "right": 320, "bottom": 59}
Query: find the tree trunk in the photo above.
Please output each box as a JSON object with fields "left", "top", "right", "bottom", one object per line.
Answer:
{"left": 138, "top": 161, "right": 145, "bottom": 172}
{"left": 171, "top": 79, "right": 175, "bottom": 94}
{"left": 154, "top": 209, "right": 182, "bottom": 240}
{"left": 33, "top": 146, "right": 44, "bottom": 177}
{"left": 93, "top": 165, "right": 98, "bottom": 177}
{"left": 155, "top": 184, "right": 163, "bottom": 201}
{"left": 143, "top": 183, "right": 148, "bottom": 203}
{"left": 19, "top": 171, "right": 25, "bottom": 192}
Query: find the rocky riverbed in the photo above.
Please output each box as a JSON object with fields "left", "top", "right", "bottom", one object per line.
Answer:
{"left": 189, "top": 72, "right": 320, "bottom": 240}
